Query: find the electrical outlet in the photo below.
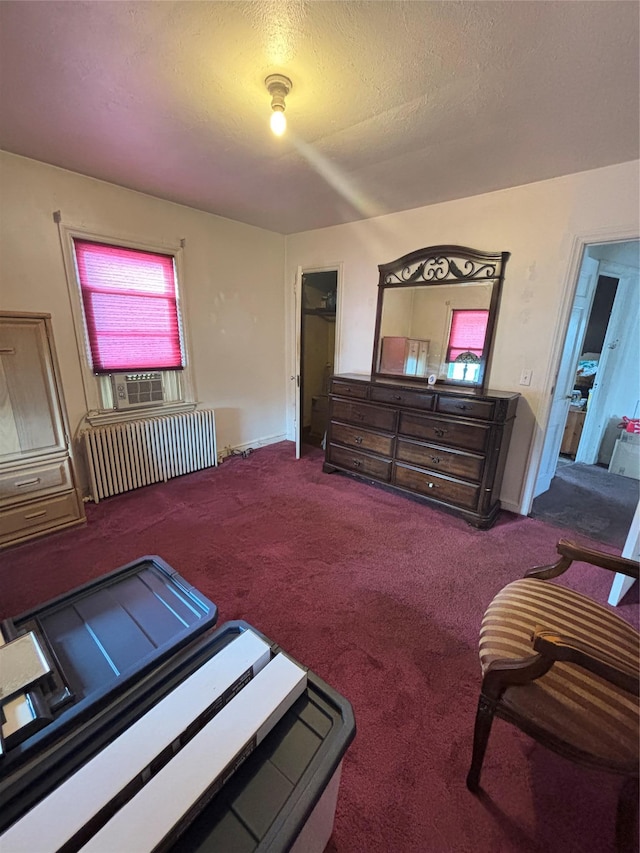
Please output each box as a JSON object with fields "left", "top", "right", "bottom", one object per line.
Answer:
{"left": 519, "top": 368, "right": 533, "bottom": 386}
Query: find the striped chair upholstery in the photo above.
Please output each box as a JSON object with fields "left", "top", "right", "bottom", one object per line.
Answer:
{"left": 480, "top": 577, "right": 639, "bottom": 773}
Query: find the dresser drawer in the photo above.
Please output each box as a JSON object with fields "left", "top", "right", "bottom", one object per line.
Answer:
{"left": 0, "top": 490, "right": 82, "bottom": 543}
{"left": 330, "top": 379, "right": 369, "bottom": 400}
{"left": 370, "top": 386, "right": 435, "bottom": 411}
{"left": 331, "top": 423, "right": 394, "bottom": 456}
{"left": 396, "top": 438, "right": 484, "bottom": 482}
{"left": 394, "top": 463, "right": 480, "bottom": 510}
{"left": 436, "top": 396, "right": 495, "bottom": 420}
{"left": 0, "top": 458, "right": 73, "bottom": 505}
{"left": 327, "top": 444, "right": 392, "bottom": 481}
{"left": 398, "top": 412, "right": 489, "bottom": 453}
{"left": 331, "top": 399, "right": 397, "bottom": 432}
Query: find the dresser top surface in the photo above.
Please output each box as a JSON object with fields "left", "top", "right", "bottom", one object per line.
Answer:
{"left": 332, "top": 374, "right": 520, "bottom": 402}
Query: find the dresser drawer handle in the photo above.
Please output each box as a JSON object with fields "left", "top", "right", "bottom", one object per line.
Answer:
{"left": 354, "top": 436, "right": 363, "bottom": 444}
{"left": 354, "top": 412, "right": 364, "bottom": 421}
{"left": 0, "top": 347, "right": 16, "bottom": 355}
{"left": 427, "top": 482, "right": 437, "bottom": 489}
{"left": 393, "top": 394, "right": 402, "bottom": 401}
{"left": 429, "top": 455, "right": 441, "bottom": 464}
{"left": 433, "top": 427, "right": 447, "bottom": 438}
{"left": 16, "top": 477, "right": 41, "bottom": 488}
{"left": 352, "top": 459, "right": 362, "bottom": 468}
{"left": 24, "top": 510, "right": 47, "bottom": 520}
{"left": 456, "top": 404, "right": 471, "bottom": 411}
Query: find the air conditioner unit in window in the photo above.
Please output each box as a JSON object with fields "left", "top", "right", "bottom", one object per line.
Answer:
{"left": 111, "top": 372, "right": 165, "bottom": 410}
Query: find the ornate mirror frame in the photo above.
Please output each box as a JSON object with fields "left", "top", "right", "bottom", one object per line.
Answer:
{"left": 371, "top": 245, "right": 510, "bottom": 391}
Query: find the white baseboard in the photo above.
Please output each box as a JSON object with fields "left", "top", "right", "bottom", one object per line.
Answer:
{"left": 218, "top": 433, "right": 289, "bottom": 462}
{"left": 500, "top": 499, "right": 524, "bottom": 516}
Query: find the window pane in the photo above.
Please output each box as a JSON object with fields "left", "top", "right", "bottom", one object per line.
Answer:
{"left": 446, "top": 310, "right": 489, "bottom": 362}
{"left": 73, "top": 239, "right": 184, "bottom": 373}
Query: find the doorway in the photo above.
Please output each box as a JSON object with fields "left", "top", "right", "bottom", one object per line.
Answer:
{"left": 530, "top": 239, "right": 639, "bottom": 548}
{"left": 534, "top": 240, "right": 639, "bottom": 495}
{"left": 298, "top": 269, "right": 338, "bottom": 453}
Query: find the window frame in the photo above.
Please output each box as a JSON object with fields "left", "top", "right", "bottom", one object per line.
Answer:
{"left": 60, "top": 224, "right": 196, "bottom": 424}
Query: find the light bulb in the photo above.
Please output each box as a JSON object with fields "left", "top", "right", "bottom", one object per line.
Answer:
{"left": 270, "top": 109, "right": 286, "bottom": 136}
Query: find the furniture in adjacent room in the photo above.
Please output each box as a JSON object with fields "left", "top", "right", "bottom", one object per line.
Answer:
{"left": 0, "top": 312, "right": 85, "bottom": 548}
{"left": 467, "top": 539, "right": 639, "bottom": 852}
{"left": 324, "top": 374, "right": 518, "bottom": 529}
{"left": 560, "top": 406, "right": 586, "bottom": 457}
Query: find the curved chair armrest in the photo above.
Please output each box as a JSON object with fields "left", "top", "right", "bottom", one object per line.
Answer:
{"left": 533, "top": 629, "right": 640, "bottom": 697}
{"left": 482, "top": 652, "right": 555, "bottom": 699}
{"left": 526, "top": 538, "right": 640, "bottom": 581}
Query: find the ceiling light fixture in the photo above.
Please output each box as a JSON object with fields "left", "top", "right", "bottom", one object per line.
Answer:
{"left": 265, "top": 74, "right": 292, "bottom": 136}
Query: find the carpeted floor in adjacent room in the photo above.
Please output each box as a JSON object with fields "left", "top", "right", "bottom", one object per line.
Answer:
{"left": 1, "top": 442, "right": 638, "bottom": 853}
{"left": 530, "top": 459, "right": 638, "bottom": 549}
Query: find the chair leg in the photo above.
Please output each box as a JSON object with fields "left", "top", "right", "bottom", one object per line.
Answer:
{"left": 615, "top": 776, "right": 639, "bottom": 853}
{"left": 466, "top": 693, "right": 496, "bottom": 792}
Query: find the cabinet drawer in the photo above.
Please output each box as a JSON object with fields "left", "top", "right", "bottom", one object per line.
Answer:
{"left": 436, "top": 396, "right": 495, "bottom": 420}
{"left": 398, "top": 412, "right": 489, "bottom": 453}
{"left": 330, "top": 380, "right": 369, "bottom": 400}
{"left": 370, "top": 386, "right": 435, "bottom": 411}
{"left": 396, "top": 438, "right": 484, "bottom": 482}
{"left": 0, "top": 458, "right": 73, "bottom": 504}
{"left": 327, "top": 444, "right": 392, "bottom": 481}
{"left": 0, "top": 490, "right": 82, "bottom": 543}
{"left": 331, "top": 423, "right": 394, "bottom": 456}
{"left": 331, "top": 399, "right": 397, "bottom": 432}
{"left": 394, "top": 463, "right": 480, "bottom": 510}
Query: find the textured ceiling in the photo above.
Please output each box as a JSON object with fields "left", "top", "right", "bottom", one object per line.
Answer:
{"left": 0, "top": 1, "right": 638, "bottom": 234}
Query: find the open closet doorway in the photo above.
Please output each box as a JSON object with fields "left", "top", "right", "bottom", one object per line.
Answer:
{"left": 530, "top": 239, "right": 639, "bottom": 577}
{"left": 294, "top": 267, "right": 340, "bottom": 458}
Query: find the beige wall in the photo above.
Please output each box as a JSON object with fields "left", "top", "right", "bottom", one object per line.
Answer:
{"left": 284, "top": 161, "right": 640, "bottom": 513}
{"left": 0, "top": 152, "right": 286, "bottom": 486}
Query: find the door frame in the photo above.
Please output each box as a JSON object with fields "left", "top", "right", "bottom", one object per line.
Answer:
{"left": 293, "top": 262, "right": 343, "bottom": 458}
{"left": 520, "top": 225, "right": 639, "bottom": 515}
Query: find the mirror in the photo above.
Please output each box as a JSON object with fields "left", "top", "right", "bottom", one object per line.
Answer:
{"left": 371, "top": 246, "right": 509, "bottom": 390}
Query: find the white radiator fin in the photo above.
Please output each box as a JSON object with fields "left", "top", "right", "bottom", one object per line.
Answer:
{"left": 83, "top": 410, "right": 217, "bottom": 502}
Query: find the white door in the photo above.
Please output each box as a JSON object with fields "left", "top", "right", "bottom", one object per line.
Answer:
{"left": 534, "top": 255, "right": 599, "bottom": 497}
{"left": 576, "top": 270, "right": 638, "bottom": 463}
{"left": 294, "top": 267, "right": 302, "bottom": 459}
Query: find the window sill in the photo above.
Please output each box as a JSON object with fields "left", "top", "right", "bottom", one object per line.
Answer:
{"left": 85, "top": 402, "right": 197, "bottom": 427}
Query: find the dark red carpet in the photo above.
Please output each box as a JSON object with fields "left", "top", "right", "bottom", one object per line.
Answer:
{"left": 1, "top": 442, "right": 638, "bottom": 852}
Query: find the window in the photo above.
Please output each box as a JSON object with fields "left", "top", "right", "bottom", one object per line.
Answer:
{"left": 60, "top": 226, "right": 194, "bottom": 421}
{"left": 73, "top": 240, "right": 184, "bottom": 373}
{"left": 446, "top": 309, "right": 489, "bottom": 383}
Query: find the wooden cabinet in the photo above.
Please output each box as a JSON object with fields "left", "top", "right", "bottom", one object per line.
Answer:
{"left": 324, "top": 374, "right": 519, "bottom": 529}
{"left": 560, "top": 408, "right": 585, "bottom": 457}
{"left": 0, "top": 312, "right": 85, "bottom": 548}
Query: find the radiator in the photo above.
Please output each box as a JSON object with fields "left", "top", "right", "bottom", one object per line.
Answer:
{"left": 83, "top": 410, "right": 217, "bottom": 502}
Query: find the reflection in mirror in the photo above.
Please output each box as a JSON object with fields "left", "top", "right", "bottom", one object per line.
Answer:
{"left": 372, "top": 247, "right": 509, "bottom": 390}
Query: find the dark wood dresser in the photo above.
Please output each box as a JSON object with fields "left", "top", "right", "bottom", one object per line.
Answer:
{"left": 323, "top": 373, "right": 519, "bottom": 529}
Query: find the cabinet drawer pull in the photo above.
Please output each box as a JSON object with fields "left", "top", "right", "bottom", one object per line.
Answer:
{"left": 393, "top": 394, "right": 402, "bottom": 401}
{"left": 352, "top": 459, "right": 362, "bottom": 468}
{"left": 433, "top": 427, "right": 447, "bottom": 438}
{"left": 429, "top": 455, "right": 441, "bottom": 464}
{"left": 456, "top": 404, "right": 470, "bottom": 411}
{"left": 427, "top": 482, "right": 437, "bottom": 489}
{"left": 354, "top": 436, "right": 363, "bottom": 444}
{"left": 0, "top": 347, "right": 16, "bottom": 355}
{"left": 16, "top": 477, "right": 41, "bottom": 488}
{"left": 24, "top": 510, "right": 47, "bottom": 520}
{"left": 355, "top": 412, "right": 364, "bottom": 421}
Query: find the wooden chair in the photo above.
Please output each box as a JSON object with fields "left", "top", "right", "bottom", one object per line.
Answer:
{"left": 467, "top": 539, "right": 639, "bottom": 851}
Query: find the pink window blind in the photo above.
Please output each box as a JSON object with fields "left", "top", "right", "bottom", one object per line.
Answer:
{"left": 446, "top": 309, "right": 489, "bottom": 362}
{"left": 73, "top": 240, "right": 184, "bottom": 373}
